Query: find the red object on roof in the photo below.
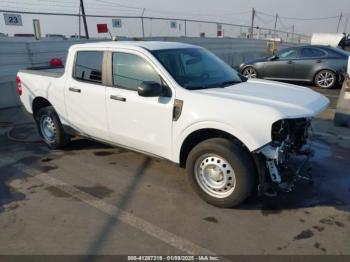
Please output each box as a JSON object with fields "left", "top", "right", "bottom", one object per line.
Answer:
{"left": 97, "top": 24, "right": 108, "bottom": 33}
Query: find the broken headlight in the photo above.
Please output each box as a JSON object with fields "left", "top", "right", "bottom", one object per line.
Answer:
{"left": 271, "top": 120, "right": 289, "bottom": 146}
{"left": 271, "top": 118, "right": 311, "bottom": 151}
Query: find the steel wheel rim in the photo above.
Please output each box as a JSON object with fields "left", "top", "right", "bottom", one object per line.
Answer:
{"left": 40, "top": 115, "right": 56, "bottom": 142}
{"left": 243, "top": 67, "right": 257, "bottom": 78}
{"left": 316, "top": 71, "right": 335, "bottom": 88}
{"left": 194, "top": 154, "right": 236, "bottom": 198}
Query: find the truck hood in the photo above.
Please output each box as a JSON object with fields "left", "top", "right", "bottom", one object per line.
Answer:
{"left": 194, "top": 79, "right": 330, "bottom": 118}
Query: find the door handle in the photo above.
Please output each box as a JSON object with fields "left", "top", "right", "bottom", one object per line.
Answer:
{"left": 110, "top": 95, "right": 126, "bottom": 102}
{"left": 316, "top": 59, "right": 322, "bottom": 63}
{"left": 69, "top": 87, "right": 81, "bottom": 93}
{"left": 287, "top": 61, "right": 294, "bottom": 64}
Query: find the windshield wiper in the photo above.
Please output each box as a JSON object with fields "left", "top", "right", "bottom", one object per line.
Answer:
{"left": 186, "top": 84, "right": 226, "bottom": 90}
{"left": 185, "top": 80, "right": 241, "bottom": 90}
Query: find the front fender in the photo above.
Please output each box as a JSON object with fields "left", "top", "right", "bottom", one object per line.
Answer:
{"left": 172, "top": 121, "right": 272, "bottom": 163}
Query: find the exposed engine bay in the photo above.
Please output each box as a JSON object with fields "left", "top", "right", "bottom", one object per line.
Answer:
{"left": 255, "top": 118, "right": 314, "bottom": 195}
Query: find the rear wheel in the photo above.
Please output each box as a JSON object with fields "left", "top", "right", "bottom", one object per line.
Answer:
{"left": 35, "top": 106, "right": 70, "bottom": 149}
{"left": 242, "top": 67, "right": 257, "bottom": 79}
{"left": 186, "top": 138, "right": 256, "bottom": 208}
{"left": 314, "top": 70, "right": 337, "bottom": 89}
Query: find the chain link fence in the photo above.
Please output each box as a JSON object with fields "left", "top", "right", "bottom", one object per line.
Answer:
{"left": 0, "top": 9, "right": 310, "bottom": 109}
{"left": 0, "top": 10, "right": 310, "bottom": 43}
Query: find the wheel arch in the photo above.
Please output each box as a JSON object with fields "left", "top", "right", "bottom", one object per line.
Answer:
{"left": 32, "top": 97, "right": 53, "bottom": 117}
{"left": 241, "top": 64, "right": 256, "bottom": 72}
{"left": 178, "top": 128, "right": 253, "bottom": 168}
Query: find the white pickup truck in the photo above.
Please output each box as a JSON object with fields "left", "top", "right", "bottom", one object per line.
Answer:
{"left": 17, "top": 41, "right": 329, "bottom": 207}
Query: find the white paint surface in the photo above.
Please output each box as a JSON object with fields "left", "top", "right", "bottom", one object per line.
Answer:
{"left": 18, "top": 41, "right": 329, "bottom": 163}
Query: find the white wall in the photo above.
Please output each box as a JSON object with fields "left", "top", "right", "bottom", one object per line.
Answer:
{"left": 0, "top": 37, "right": 295, "bottom": 109}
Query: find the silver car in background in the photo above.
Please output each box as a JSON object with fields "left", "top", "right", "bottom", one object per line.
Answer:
{"left": 240, "top": 45, "right": 349, "bottom": 89}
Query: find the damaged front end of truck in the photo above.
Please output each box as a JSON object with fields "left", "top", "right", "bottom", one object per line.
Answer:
{"left": 254, "top": 118, "right": 315, "bottom": 196}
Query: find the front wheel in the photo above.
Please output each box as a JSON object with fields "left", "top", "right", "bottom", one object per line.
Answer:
{"left": 314, "top": 70, "right": 337, "bottom": 89}
{"left": 186, "top": 138, "right": 256, "bottom": 208}
{"left": 242, "top": 66, "right": 257, "bottom": 79}
{"left": 35, "top": 106, "right": 70, "bottom": 149}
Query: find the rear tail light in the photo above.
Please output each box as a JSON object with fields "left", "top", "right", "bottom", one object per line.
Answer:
{"left": 16, "top": 76, "right": 22, "bottom": 96}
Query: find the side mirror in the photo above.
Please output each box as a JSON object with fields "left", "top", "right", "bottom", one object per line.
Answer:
{"left": 138, "top": 81, "right": 164, "bottom": 97}
{"left": 268, "top": 55, "right": 278, "bottom": 61}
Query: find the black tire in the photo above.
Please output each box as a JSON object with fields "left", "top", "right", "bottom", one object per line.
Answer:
{"left": 186, "top": 138, "right": 256, "bottom": 208}
{"left": 34, "top": 106, "right": 70, "bottom": 149}
{"left": 242, "top": 66, "right": 257, "bottom": 79}
{"left": 314, "top": 70, "right": 337, "bottom": 89}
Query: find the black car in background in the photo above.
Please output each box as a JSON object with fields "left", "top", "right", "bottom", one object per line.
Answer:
{"left": 239, "top": 45, "right": 349, "bottom": 89}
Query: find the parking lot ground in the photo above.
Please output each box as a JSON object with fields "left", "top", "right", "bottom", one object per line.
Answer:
{"left": 0, "top": 88, "right": 350, "bottom": 256}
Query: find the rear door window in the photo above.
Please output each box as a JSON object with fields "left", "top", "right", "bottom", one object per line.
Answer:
{"left": 300, "top": 48, "right": 326, "bottom": 58}
{"left": 74, "top": 51, "right": 103, "bottom": 83}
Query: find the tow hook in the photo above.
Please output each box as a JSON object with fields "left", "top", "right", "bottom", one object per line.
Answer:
{"left": 266, "top": 160, "right": 281, "bottom": 183}
{"left": 265, "top": 159, "right": 294, "bottom": 194}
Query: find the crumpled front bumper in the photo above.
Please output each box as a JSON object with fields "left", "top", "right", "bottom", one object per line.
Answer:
{"left": 255, "top": 143, "right": 315, "bottom": 194}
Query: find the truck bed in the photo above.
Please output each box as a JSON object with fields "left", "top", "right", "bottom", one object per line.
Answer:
{"left": 19, "top": 66, "right": 64, "bottom": 78}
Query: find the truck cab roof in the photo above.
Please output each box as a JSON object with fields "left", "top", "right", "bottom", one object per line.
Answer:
{"left": 69, "top": 41, "right": 198, "bottom": 51}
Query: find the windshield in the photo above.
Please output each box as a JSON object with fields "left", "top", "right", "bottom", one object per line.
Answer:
{"left": 152, "top": 48, "right": 243, "bottom": 90}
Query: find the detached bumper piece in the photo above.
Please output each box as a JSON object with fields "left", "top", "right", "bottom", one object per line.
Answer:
{"left": 257, "top": 144, "right": 315, "bottom": 197}
{"left": 254, "top": 117, "right": 315, "bottom": 196}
